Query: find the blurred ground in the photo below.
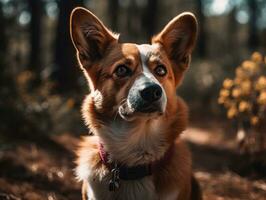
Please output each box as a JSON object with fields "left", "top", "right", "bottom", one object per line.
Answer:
{"left": 185, "top": 118, "right": 266, "bottom": 200}
{"left": 0, "top": 133, "right": 81, "bottom": 200}
{"left": 0, "top": 118, "right": 266, "bottom": 200}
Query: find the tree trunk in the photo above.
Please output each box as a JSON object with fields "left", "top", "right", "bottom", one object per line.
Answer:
{"left": 0, "top": 2, "right": 8, "bottom": 83}
{"left": 126, "top": 0, "right": 138, "bottom": 42}
{"left": 108, "top": 0, "right": 119, "bottom": 31}
{"left": 28, "top": 0, "right": 43, "bottom": 73}
{"left": 248, "top": 0, "right": 258, "bottom": 50}
{"left": 228, "top": 7, "right": 239, "bottom": 64}
{"left": 195, "top": 0, "right": 206, "bottom": 58}
{"left": 54, "top": 0, "right": 83, "bottom": 92}
{"left": 0, "top": 2, "right": 6, "bottom": 58}
{"left": 142, "top": 0, "right": 158, "bottom": 40}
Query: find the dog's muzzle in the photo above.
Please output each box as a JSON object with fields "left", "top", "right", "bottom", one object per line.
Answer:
{"left": 119, "top": 76, "right": 167, "bottom": 120}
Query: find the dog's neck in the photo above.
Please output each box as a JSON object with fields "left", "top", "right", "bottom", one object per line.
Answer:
{"left": 94, "top": 117, "right": 171, "bottom": 167}
{"left": 97, "top": 140, "right": 173, "bottom": 180}
{"left": 98, "top": 142, "right": 153, "bottom": 181}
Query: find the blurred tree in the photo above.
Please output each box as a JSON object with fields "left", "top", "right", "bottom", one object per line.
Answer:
{"left": 28, "top": 0, "right": 43, "bottom": 77}
{"left": 142, "top": 0, "right": 158, "bottom": 40}
{"left": 228, "top": 7, "right": 239, "bottom": 64}
{"left": 108, "top": 0, "right": 119, "bottom": 31}
{"left": 0, "top": 1, "right": 21, "bottom": 136}
{"left": 0, "top": 1, "right": 12, "bottom": 90}
{"left": 54, "top": 0, "right": 84, "bottom": 92}
{"left": 248, "top": 0, "right": 258, "bottom": 50}
{"left": 195, "top": 0, "right": 206, "bottom": 58}
{"left": 0, "top": 2, "right": 9, "bottom": 110}
{"left": 0, "top": 2, "right": 7, "bottom": 62}
{"left": 126, "top": 0, "right": 139, "bottom": 42}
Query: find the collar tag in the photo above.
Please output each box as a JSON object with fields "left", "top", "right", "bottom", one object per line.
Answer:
{"left": 109, "top": 163, "right": 120, "bottom": 192}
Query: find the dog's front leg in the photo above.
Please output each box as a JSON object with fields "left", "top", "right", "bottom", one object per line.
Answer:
{"left": 82, "top": 181, "right": 89, "bottom": 200}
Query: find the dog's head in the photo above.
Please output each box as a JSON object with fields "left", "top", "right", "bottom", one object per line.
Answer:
{"left": 70, "top": 7, "right": 197, "bottom": 122}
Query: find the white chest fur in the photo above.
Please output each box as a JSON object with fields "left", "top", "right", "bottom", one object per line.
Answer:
{"left": 86, "top": 174, "right": 158, "bottom": 200}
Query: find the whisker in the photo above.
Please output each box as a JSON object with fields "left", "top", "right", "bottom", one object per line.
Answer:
{"left": 113, "top": 98, "right": 127, "bottom": 121}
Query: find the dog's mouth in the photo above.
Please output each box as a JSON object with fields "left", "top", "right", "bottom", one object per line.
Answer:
{"left": 118, "top": 101, "right": 164, "bottom": 121}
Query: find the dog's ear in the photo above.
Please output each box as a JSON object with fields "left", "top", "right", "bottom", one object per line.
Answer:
{"left": 152, "top": 12, "right": 197, "bottom": 70}
{"left": 70, "top": 7, "right": 118, "bottom": 68}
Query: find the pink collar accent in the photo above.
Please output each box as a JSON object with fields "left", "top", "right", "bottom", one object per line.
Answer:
{"left": 98, "top": 143, "right": 109, "bottom": 164}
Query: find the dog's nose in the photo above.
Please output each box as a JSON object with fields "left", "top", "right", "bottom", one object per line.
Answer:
{"left": 140, "top": 84, "right": 162, "bottom": 102}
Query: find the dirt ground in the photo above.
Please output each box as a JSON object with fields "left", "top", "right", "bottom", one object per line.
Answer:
{"left": 0, "top": 119, "right": 266, "bottom": 200}
{"left": 184, "top": 118, "right": 266, "bottom": 200}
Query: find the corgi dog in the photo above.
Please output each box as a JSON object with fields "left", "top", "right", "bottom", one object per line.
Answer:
{"left": 70, "top": 7, "right": 201, "bottom": 200}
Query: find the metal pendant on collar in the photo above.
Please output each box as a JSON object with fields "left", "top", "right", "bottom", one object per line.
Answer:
{"left": 109, "top": 162, "right": 120, "bottom": 192}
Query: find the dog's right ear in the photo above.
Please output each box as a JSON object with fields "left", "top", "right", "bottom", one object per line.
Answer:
{"left": 70, "top": 7, "right": 118, "bottom": 68}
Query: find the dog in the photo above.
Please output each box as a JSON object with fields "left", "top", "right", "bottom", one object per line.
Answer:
{"left": 70, "top": 7, "right": 201, "bottom": 200}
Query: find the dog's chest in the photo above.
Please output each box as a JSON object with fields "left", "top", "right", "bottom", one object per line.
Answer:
{"left": 86, "top": 175, "right": 158, "bottom": 200}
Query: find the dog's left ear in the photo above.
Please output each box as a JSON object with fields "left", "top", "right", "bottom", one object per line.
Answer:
{"left": 152, "top": 12, "right": 197, "bottom": 69}
{"left": 70, "top": 7, "right": 118, "bottom": 69}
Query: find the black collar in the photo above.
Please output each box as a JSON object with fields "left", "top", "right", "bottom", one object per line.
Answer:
{"left": 114, "top": 163, "right": 152, "bottom": 181}
{"left": 98, "top": 143, "right": 173, "bottom": 191}
{"left": 98, "top": 143, "right": 153, "bottom": 191}
{"left": 99, "top": 143, "right": 152, "bottom": 180}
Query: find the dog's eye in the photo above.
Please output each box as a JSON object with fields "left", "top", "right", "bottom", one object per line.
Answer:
{"left": 154, "top": 65, "right": 167, "bottom": 77}
{"left": 114, "top": 65, "right": 132, "bottom": 78}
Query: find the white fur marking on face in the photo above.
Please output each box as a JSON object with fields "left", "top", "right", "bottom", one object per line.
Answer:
{"left": 136, "top": 44, "right": 159, "bottom": 83}
{"left": 136, "top": 44, "right": 167, "bottom": 113}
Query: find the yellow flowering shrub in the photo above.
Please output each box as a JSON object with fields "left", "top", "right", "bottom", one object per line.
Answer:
{"left": 218, "top": 52, "right": 266, "bottom": 126}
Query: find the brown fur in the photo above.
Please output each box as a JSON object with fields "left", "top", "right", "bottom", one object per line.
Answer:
{"left": 70, "top": 7, "right": 202, "bottom": 200}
